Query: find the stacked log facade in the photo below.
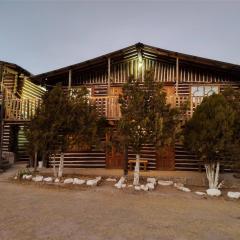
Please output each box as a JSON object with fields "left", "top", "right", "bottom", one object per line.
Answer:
{"left": 1, "top": 43, "right": 240, "bottom": 170}
{"left": 0, "top": 61, "right": 45, "bottom": 164}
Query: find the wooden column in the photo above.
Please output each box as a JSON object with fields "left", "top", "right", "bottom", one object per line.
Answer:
{"left": 137, "top": 47, "right": 143, "bottom": 81}
{"left": 108, "top": 57, "right": 111, "bottom": 95}
{"left": 0, "top": 67, "right": 5, "bottom": 168}
{"left": 68, "top": 69, "right": 72, "bottom": 90}
{"left": 175, "top": 57, "right": 179, "bottom": 95}
{"left": 13, "top": 74, "right": 18, "bottom": 94}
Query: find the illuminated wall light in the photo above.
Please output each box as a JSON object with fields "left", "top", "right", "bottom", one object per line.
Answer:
{"left": 138, "top": 54, "right": 143, "bottom": 70}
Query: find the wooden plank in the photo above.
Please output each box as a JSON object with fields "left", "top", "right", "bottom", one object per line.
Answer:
{"left": 108, "top": 58, "right": 111, "bottom": 95}
{"left": 176, "top": 58, "right": 179, "bottom": 95}
{"left": 68, "top": 69, "right": 72, "bottom": 90}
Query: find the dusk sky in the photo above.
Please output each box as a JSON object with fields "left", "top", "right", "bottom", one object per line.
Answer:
{"left": 0, "top": 1, "right": 240, "bottom": 75}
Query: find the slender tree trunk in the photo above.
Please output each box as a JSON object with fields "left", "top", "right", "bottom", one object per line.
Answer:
{"left": 53, "top": 154, "right": 57, "bottom": 178}
{"left": 42, "top": 152, "right": 47, "bottom": 167}
{"left": 123, "top": 144, "right": 128, "bottom": 177}
{"left": 29, "top": 155, "right": 33, "bottom": 168}
{"left": 205, "top": 161, "right": 220, "bottom": 189}
{"left": 34, "top": 151, "right": 38, "bottom": 172}
{"left": 133, "top": 153, "right": 140, "bottom": 185}
{"left": 58, "top": 152, "right": 64, "bottom": 178}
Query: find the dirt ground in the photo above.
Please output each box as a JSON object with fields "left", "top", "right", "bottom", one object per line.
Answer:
{"left": 0, "top": 167, "right": 240, "bottom": 240}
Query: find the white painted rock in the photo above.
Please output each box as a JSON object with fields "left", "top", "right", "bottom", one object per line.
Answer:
{"left": 195, "top": 191, "right": 206, "bottom": 196}
{"left": 227, "top": 192, "right": 240, "bottom": 199}
{"left": 147, "top": 177, "right": 156, "bottom": 185}
{"left": 206, "top": 189, "right": 221, "bottom": 197}
{"left": 174, "top": 183, "right": 184, "bottom": 188}
{"left": 141, "top": 185, "right": 149, "bottom": 191}
{"left": 63, "top": 178, "right": 74, "bottom": 184}
{"left": 86, "top": 177, "right": 101, "bottom": 186}
{"left": 14, "top": 176, "right": 18, "bottom": 180}
{"left": 106, "top": 178, "right": 117, "bottom": 182}
{"left": 86, "top": 179, "right": 96, "bottom": 186}
{"left": 54, "top": 178, "right": 60, "bottom": 183}
{"left": 43, "top": 177, "right": 53, "bottom": 182}
{"left": 32, "top": 175, "right": 43, "bottom": 182}
{"left": 73, "top": 178, "right": 85, "bottom": 185}
{"left": 134, "top": 186, "right": 141, "bottom": 191}
{"left": 22, "top": 174, "right": 27, "bottom": 179}
{"left": 146, "top": 182, "right": 155, "bottom": 190}
{"left": 115, "top": 184, "right": 122, "bottom": 189}
{"left": 178, "top": 186, "right": 191, "bottom": 192}
{"left": 128, "top": 184, "right": 133, "bottom": 188}
{"left": 25, "top": 175, "right": 32, "bottom": 180}
{"left": 114, "top": 176, "right": 125, "bottom": 189}
{"left": 121, "top": 184, "right": 126, "bottom": 188}
{"left": 158, "top": 180, "right": 173, "bottom": 186}
{"left": 96, "top": 176, "right": 102, "bottom": 182}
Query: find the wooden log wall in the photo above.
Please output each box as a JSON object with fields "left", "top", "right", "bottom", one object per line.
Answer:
{"left": 56, "top": 56, "right": 240, "bottom": 124}
{"left": 58, "top": 58, "right": 237, "bottom": 89}
{"left": 17, "top": 126, "right": 30, "bottom": 162}
{"left": 0, "top": 65, "right": 46, "bottom": 164}
{"left": 2, "top": 67, "right": 18, "bottom": 93}
{"left": 36, "top": 54, "right": 240, "bottom": 171}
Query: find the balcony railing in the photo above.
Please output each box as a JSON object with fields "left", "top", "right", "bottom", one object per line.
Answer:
{"left": 4, "top": 98, "right": 42, "bottom": 121}
{"left": 2, "top": 95, "right": 121, "bottom": 121}
{"left": 90, "top": 96, "right": 121, "bottom": 120}
{"left": 166, "top": 95, "right": 204, "bottom": 118}
{"left": 2, "top": 89, "right": 204, "bottom": 122}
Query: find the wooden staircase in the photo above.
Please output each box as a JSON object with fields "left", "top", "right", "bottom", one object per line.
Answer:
{"left": 1, "top": 83, "right": 41, "bottom": 122}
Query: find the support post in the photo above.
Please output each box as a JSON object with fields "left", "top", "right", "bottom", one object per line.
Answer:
{"left": 0, "top": 65, "right": 4, "bottom": 169}
{"left": 176, "top": 57, "right": 179, "bottom": 96}
{"left": 137, "top": 46, "right": 143, "bottom": 81}
{"left": 68, "top": 69, "right": 72, "bottom": 91}
{"left": 107, "top": 57, "right": 111, "bottom": 95}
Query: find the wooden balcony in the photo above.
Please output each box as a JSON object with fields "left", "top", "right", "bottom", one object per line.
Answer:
{"left": 90, "top": 96, "right": 121, "bottom": 120}
{"left": 3, "top": 95, "right": 121, "bottom": 122}
{"left": 2, "top": 92, "right": 203, "bottom": 122}
{"left": 4, "top": 98, "right": 41, "bottom": 121}
{"left": 167, "top": 94, "right": 204, "bottom": 118}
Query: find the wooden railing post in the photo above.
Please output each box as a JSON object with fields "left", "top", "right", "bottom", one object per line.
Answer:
{"left": 27, "top": 99, "right": 30, "bottom": 120}
{"left": 176, "top": 57, "right": 179, "bottom": 96}
{"left": 68, "top": 69, "right": 72, "bottom": 91}
{"left": 107, "top": 58, "right": 111, "bottom": 95}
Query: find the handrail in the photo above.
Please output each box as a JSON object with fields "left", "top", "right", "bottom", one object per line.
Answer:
{"left": 89, "top": 96, "right": 121, "bottom": 120}
{"left": 1, "top": 83, "right": 204, "bottom": 122}
{"left": 1, "top": 83, "right": 42, "bottom": 121}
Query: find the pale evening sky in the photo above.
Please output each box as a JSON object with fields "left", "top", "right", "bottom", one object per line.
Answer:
{"left": 0, "top": 0, "right": 240, "bottom": 75}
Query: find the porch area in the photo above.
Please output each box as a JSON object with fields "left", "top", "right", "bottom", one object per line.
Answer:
{"left": 3, "top": 93, "right": 204, "bottom": 121}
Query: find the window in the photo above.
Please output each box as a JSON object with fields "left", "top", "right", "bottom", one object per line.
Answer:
{"left": 191, "top": 85, "right": 219, "bottom": 97}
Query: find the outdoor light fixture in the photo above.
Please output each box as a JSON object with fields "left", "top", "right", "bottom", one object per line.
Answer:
{"left": 138, "top": 53, "right": 143, "bottom": 70}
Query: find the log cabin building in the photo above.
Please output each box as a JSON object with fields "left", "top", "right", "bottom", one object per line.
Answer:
{"left": 1, "top": 43, "right": 240, "bottom": 171}
{"left": 0, "top": 60, "right": 45, "bottom": 169}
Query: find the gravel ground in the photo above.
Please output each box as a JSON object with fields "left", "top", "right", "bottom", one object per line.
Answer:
{"left": 0, "top": 169, "right": 240, "bottom": 240}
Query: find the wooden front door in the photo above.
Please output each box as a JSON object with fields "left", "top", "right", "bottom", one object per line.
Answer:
{"left": 106, "top": 146, "right": 124, "bottom": 169}
{"left": 156, "top": 146, "right": 175, "bottom": 170}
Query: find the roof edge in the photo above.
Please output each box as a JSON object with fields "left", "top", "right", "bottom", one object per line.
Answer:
{"left": 0, "top": 60, "right": 32, "bottom": 76}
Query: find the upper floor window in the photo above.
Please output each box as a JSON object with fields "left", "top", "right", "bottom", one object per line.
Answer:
{"left": 191, "top": 85, "right": 219, "bottom": 97}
